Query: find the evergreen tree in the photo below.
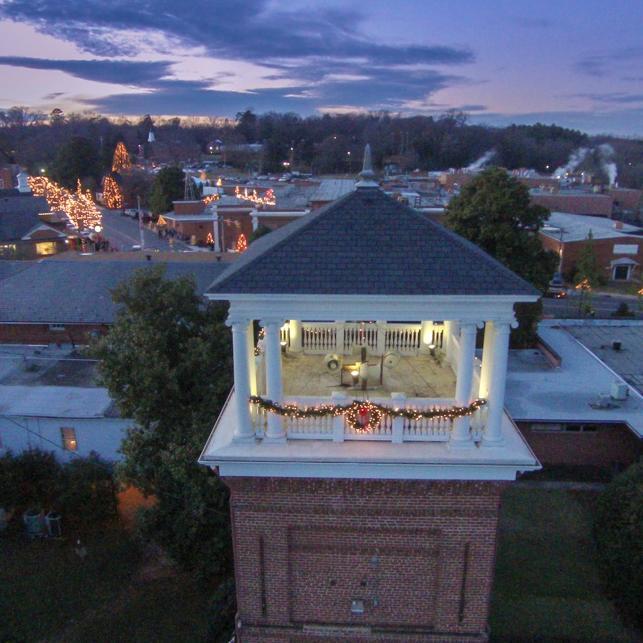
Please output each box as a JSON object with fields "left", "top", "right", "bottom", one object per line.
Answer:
{"left": 149, "top": 166, "right": 184, "bottom": 216}
{"left": 50, "top": 136, "right": 101, "bottom": 190}
{"left": 445, "top": 167, "right": 558, "bottom": 344}
{"left": 93, "top": 266, "right": 233, "bottom": 578}
{"left": 574, "top": 231, "right": 604, "bottom": 287}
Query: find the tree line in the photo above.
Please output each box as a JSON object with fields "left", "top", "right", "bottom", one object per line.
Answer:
{"left": 1, "top": 107, "right": 642, "bottom": 188}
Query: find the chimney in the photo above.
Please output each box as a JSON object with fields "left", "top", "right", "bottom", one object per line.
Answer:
{"left": 614, "top": 220, "right": 624, "bottom": 230}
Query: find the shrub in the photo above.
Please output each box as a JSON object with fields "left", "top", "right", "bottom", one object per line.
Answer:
{"left": 57, "top": 453, "right": 117, "bottom": 528}
{"left": 206, "top": 577, "right": 236, "bottom": 643}
{"left": 0, "top": 450, "right": 63, "bottom": 512}
{"left": 594, "top": 462, "right": 643, "bottom": 626}
{"left": 611, "top": 302, "right": 634, "bottom": 318}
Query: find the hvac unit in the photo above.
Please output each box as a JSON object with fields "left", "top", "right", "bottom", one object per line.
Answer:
{"left": 610, "top": 381, "right": 629, "bottom": 401}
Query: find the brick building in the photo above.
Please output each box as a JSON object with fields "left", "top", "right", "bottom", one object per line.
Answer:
{"left": 200, "top": 158, "right": 540, "bottom": 641}
{"left": 530, "top": 191, "right": 614, "bottom": 217}
{"left": 539, "top": 212, "right": 642, "bottom": 282}
{"left": 506, "top": 321, "right": 642, "bottom": 471}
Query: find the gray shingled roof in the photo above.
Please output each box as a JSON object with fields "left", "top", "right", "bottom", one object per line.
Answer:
{"left": 0, "top": 260, "right": 228, "bottom": 323}
{"left": 0, "top": 195, "right": 52, "bottom": 242}
{"left": 207, "top": 187, "right": 539, "bottom": 297}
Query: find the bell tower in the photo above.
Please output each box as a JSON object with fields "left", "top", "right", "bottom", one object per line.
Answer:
{"left": 200, "top": 175, "right": 540, "bottom": 641}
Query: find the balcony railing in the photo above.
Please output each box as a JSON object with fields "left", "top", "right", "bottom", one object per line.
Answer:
{"left": 286, "top": 321, "right": 444, "bottom": 356}
{"left": 249, "top": 394, "right": 486, "bottom": 443}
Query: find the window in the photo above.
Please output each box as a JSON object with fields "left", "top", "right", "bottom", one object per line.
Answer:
{"left": 49, "top": 324, "right": 66, "bottom": 332}
{"left": 35, "top": 241, "right": 57, "bottom": 256}
{"left": 61, "top": 427, "right": 77, "bottom": 451}
{"left": 613, "top": 265, "right": 631, "bottom": 281}
{"left": 613, "top": 244, "right": 638, "bottom": 255}
{"left": 531, "top": 423, "right": 598, "bottom": 433}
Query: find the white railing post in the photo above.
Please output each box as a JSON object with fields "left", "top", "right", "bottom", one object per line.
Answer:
{"left": 390, "top": 392, "right": 406, "bottom": 443}
{"left": 331, "top": 391, "right": 346, "bottom": 442}
{"left": 376, "top": 321, "right": 386, "bottom": 356}
{"left": 290, "top": 320, "right": 302, "bottom": 352}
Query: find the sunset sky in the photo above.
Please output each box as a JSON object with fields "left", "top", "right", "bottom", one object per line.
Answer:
{"left": 0, "top": 0, "right": 641, "bottom": 135}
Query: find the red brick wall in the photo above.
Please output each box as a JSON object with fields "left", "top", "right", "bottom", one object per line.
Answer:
{"left": 172, "top": 200, "right": 205, "bottom": 215}
{"left": 0, "top": 323, "right": 108, "bottom": 344}
{"left": 540, "top": 233, "right": 642, "bottom": 280}
{"left": 531, "top": 193, "right": 613, "bottom": 217}
{"left": 225, "top": 477, "right": 506, "bottom": 642}
{"left": 517, "top": 422, "right": 642, "bottom": 468}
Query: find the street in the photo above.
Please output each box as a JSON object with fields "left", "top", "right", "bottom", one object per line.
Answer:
{"left": 99, "top": 209, "right": 190, "bottom": 252}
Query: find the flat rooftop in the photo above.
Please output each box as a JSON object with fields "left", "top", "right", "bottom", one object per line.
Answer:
{"left": 505, "top": 322, "right": 643, "bottom": 437}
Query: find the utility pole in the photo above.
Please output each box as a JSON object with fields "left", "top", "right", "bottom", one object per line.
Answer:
{"left": 137, "top": 195, "right": 145, "bottom": 250}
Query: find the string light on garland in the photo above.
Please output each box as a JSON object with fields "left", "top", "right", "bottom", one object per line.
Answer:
{"left": 102, "top": 174, "right": 123, "bottom": 209}
{"left": 234, "top": 185, "right": 276, "bottom": 206}
{"left": 249, "top": 396, "right": 486, "bottom": 434}
{"left": 111, "top": 141, "right": 132, "bottom": 172}
{"left": 202, "top": 193, "right": 220, "bottom": 205}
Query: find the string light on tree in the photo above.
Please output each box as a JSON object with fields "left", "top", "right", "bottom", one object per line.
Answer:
{"left": 66, "top": 180, "right": 102, "bottom": 231}
{"left": 102, "top": 174, "right": 123, "bottom": 209}
{"left": 28, "top": 176, "right": 70, "bottom": 211}
{"left": 111, "top": 141, "right": 132, "bottom": 173}
{"left": 235, "top": 233, "right": 248, "bottom": 253}
{"left": 202, "top": 193, "right": 220, "bottom": 205}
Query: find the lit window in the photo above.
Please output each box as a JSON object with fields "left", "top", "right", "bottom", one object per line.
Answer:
{"left": 61, "top": 427, "right": 77, "bottom": 451}
{"left": 35, "top": 241, "right": 57, "bottom": 256}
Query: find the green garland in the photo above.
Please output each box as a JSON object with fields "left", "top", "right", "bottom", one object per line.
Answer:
{"left": 249, "top": 395, "right": 486, "bottom": 433}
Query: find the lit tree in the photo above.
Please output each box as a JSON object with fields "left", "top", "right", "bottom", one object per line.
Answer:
{"left": 28, "top": 175, "right": 70, "bottom": 211}
{"left": 111, "top": 141, "right": 132, "bottom": 173}
{"left": 102, "top": 174, "right": 123, "bottom": 209}
{"left": 235, "top": 233, "right": 248, "bottom": 253}
{"left": 66, "top": 180, "right": 102, "bottom": 231}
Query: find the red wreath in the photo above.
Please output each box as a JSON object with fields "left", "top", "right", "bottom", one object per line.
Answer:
{"left": 345, "top": 400, "right": 383, "bottom": 433}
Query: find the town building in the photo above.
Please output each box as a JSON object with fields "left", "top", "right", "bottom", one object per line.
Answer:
{"left": 539, "top": 212, "right": 642, "bottom": 282}
{"left": 507, "top": 320, "right": 642, "bottom": 471}
{"left": 530, "top": 190, "right": 614, "bottom": 218}
{"left": 0, "top": 344, "right": 129, "bottom": 461}
{"left": 0, "top": 189, "right": 68, "bottom": 259}
{"left": 199, "top": 158, "right": 540, "bottom": 641}
{"left": 0, "top": 253, "right": 228, "bottom": 344}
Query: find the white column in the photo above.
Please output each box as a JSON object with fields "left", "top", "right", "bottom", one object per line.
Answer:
{"left": 478, "top": 322, "right": 494, "bottom": 399}
{"left": 482, "top": 322, "right": 510, "bottom": 446}
{"left": 331, "top": 391, "right": 347, "bottom": 442}
{"left": 246, "top": 321, "right": 257, "bottom": 395}
{"left": 289, "top": 320, "right": 302, "bottom": 352}
{"left": 451, "top": 322, "right": 477, "bottom": 445}
{"left": 420, "top": 320, "right": 433, "bottom": 352}
{"left": 263, "top": 319, "right": 285, "bottom": 440}
{"left": 212, "top": 208, "right": 221, "bottom": 253}
{"left": 390, "top": 392, "right": 406, "bottom": 443}
{"left": 229, "top": 318, "right": 254, "bottom": 441}
{"left": 251, "top": 209, "right": 259, "bottom": 232}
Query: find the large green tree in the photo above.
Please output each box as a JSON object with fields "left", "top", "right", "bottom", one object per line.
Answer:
{"left": 445, "top": 167, "right": 558, "bottom": 344}
{"left": 149, "top": 166, "right": 185, "bottom": 215}
{"left": 50, "top": 136, "right": 101, "bottom": 190}
{"left": 93, "top": 266, "right": 233, "bottom": 578}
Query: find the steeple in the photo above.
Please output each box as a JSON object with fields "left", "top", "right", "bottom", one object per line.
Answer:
{"left": 355, "top": 143, "right": 378, "bottom": 189}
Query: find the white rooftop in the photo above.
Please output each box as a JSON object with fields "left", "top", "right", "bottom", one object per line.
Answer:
{"left": 0, "top": 385, "right": 115, "bottom": 418}
{"left": 540, "top": 211, "right": 642, "bottom": 243}
{"left": 505, "top": 321, "right": 643, "bottom": 437}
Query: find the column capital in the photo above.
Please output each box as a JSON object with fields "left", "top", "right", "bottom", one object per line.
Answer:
{"left": 260, "top": 318, "right": 286, "bottom": 329}
{"left": 226, "top": 316, "right": 251, "bottom": 329}
{"left": 492, "top": 321, "right": 512, "bottom": 335}
{"left": 459, "top": 322, "right": 478, "bottom": 336}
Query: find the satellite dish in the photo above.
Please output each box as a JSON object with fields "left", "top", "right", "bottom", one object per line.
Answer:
{"left": 383, "top": 351, "right": 401, "bottom": 369}
{"left": 324, "top": 353, "right": 342, "bottom": 371}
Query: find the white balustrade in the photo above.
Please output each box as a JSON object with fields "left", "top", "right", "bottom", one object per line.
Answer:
{"left": 385, "top": 323, "right": 422, "bottom": 354}
{"left": 301, "top": 323, "right": 339, "bottom": 353}
{"left": 248, "top": 395, "right": 468, "bottom": 442}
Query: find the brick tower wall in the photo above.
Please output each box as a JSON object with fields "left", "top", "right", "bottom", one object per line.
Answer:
{"left": 225, "top": 477, "right": 506, "bottom": 643}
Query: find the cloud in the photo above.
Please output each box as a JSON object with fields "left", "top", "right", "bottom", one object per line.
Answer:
{"left": 0, "top": 56, "right": 172, "bottom": 85}
{"left": 572, "top": 92, "right": 643, "bottom": 105}
{"left": 575, "top": 46, "right": 643, "bottom": 78}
